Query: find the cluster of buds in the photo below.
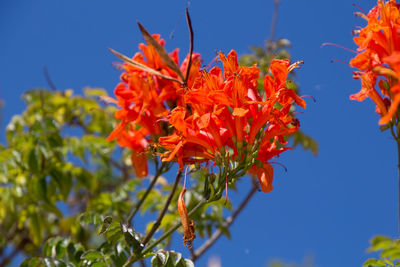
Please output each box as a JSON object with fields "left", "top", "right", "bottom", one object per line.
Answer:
{"left": 107, "top": 26, "right": 306, "bottom": 194}
{"left": 350, "top": 0, "right": 400, "bottom": 124}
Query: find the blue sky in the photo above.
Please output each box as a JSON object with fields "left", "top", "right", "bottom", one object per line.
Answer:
{"left": 0, "top": 0, "right": 396, "bottom": 266}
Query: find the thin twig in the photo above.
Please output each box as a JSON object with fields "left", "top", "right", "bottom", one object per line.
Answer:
{"left": 139, "top": 259, "right": 146, "bottom": 267}
{"left": 125, "top": 162, "right": 167, "bottom": 226}
{"left": 191, "top": 182, "right": 258, "bottom": 262}
{"left": 267, "top": 0, "right": 281, "bottom": 52}
{"left": 0, "top": 236, "right": 30, "bottom": 267}
{"left": 184, "top": 7, "right": 194, "bottom": 84}
{"left": 397, "top": 137, "right": 400, "bottom": 238}
{"left": 392, "top": 122, "right": 400, "bottom": 237}
{"left": 0, "top": 246, "right": 19, "bottom": 267}
{"left": 141, "top": 171, "right": 183, "bottom": 246}
{"left": 389, "top": 122, "right": 400, "bottom": 237}
{"left": 43, "top": 66, "right": 57, "bottom": 91}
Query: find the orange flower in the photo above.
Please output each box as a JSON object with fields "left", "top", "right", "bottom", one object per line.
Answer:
{"left": 108, "top": 32, "right": 305, "bottom": 192}
{"left": 107, "top": 34, "right": 202, "bottom": 177}
{"left": 350, "top": 0, "right": 400, "bottom": 124}
{"left": 158, "top": 50, "right": 306, "bottom": 193}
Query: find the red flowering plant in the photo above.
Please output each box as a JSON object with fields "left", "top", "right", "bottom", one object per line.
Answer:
{"left": 104, "top": 9, "right": 308, "bottom": 265}
{"left": 349, "top": 0, "right": 400, "bottom": 126}
{"left": 345, "top": 1, "right": 400, "bottom": 266}
{"left": 158, "top": 51, "right": 305, "bottom": 196}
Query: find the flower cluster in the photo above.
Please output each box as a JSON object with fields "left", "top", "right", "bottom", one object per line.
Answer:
{"left": 107, "top": 34, "right": 202, "bottom": 177}
{"left": 108, "top": 34, "right": 305, "bottom": 193}
{"left": 159, "top": 50, "right": 305, "bottom": 193}
{"left": 350, "top": 0, "right": 400, "bottom": 124}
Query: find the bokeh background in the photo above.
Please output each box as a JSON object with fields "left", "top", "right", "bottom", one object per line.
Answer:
{"left": 0, "top": 0, "right": 395, "bottom": 266}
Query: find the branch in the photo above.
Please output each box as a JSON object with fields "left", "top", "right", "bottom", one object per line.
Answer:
{"left": 43, "top": 66, "right": 57, "bottom": 91}
{"left": 0, "top": 236, "right": 30, "bottom": 267}
{"left": 125, "top": 162, "right": 168, "bottom": 225}
{"left": 141, "top": 170, "right": 182, "bottom": 246}
{"left": 267, "top": 0, "right": 281, "bottom": 52}
{"left": 191, "top": 182, "right": 258, "bottom": 262}
{"left": 0, "top": 246, "right": 19, "bottom": 267}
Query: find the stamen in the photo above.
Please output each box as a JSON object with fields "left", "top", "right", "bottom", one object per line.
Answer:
{"left": 321, "top": 43, "right": 358, "bottom": 54}
{"left": 352, "top": 3, "right": 366, "bottom": 14}
{"left": 354, "top": 11, "right": 368, "bottom": 20}
{"left": 270, "top": 161, "right": 288, "bottom": 172}
{"left": 203, "top": 56, "right": 218, "bottom": 70}
{"left": 331, "top": 59, "right": 351, "bottom": 66}
{"left": 301, "top": 94, "right": 317, "bottom": 103}
{"left": 352, "top": 29, "right": 361, "bottom": 36}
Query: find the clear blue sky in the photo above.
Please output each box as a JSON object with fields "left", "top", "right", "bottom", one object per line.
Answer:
{"left": 0, "top": 0, "right": 395, "bottom": 266}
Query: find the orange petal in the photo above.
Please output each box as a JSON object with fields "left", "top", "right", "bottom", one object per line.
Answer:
{"left": 256, "top": 164, "right": 274, "bottom": 193}
{"left": 131, "top": 151, "right": 148, "bottom": 178}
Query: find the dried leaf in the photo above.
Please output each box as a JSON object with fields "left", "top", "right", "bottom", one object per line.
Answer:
{"left": 178, "top": 188, "right": 196, "bottom": 249}
{"left": 137, "top": 22, "right": 185, "bottom": 82}
{"left": 108, "top": 48, "right": 183, "bottom": 84}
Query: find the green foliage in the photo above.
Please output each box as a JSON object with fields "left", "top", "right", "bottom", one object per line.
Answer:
{"left": 239, "top": 39, "right": 318, "bottom": 155}
{"left": 267, "top": 256, "right": 316, "bottom": 267}
{"left": 0, "top": 89, "right": 240, "bottom": 266}
{"left": 0, "top": 88, "right": 139, "bottom": 263}
{"left": 151, "top": 251, "right": 194, "bottom": 267}
{"left": 363, "top": 236, "right": 400, "bottom": 267}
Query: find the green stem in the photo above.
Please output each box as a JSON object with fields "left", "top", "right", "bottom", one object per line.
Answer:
{"left": 125, "top": 162, "right": 167, "bottom": 225}
{"left": 141, "top": 198, "right": 207, "bottom": 255}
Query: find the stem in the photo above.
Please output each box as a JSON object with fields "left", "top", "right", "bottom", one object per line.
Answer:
{"left": 141, "top": 199, "right": 207, "bottom": 255}
{"left": 397, "top": 137, "right": 400, "bottom": 238}
{"left": 141, "top": 171, "right": 182, "bottom": 246}
{"left": 390, "top": 123, "right": 400, "bottom": 237}
{"left": 191, "top": 182, "right": 258, "bottom": 261}
{"left": 125, "top": 162, "right": 167, "bottom": 225}
{"left": 43, "top": 66, "right": 57, "bottom": 91}
{"left": 267, "top": 0, "right": 280, "bottom": 52}
{"left": 0, "top": 246, "right": 19, "bottom": 267}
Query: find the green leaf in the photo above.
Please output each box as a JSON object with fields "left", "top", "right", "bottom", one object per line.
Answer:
{"left": 28, "top": 147, "right": 40, "bottom": 174}
{"left": 67, "top": 242, "right": 85, "bottom": 264}
{"left": 151, "top": 251, "right": 194, "bottom": 267}
{"left": 92, "top": 262, "right": 108, "bottom": 267}
{"left": 78, "top": 211, "right": 102, "bottom": 226}
{"left": 120, "top": 223, "right": 143, "bottom": 253}
{"left": 99, "top": 216, "right": 113, "bottom": 235}
{"left": 380, "top": 123, "right": 391, "bottom": 132}
{"left": 369, "top": 236, "right": 393, "bottom": 252}
{"left": 103, "top": 221, "right": 123, "bottom": 244}
{"left": 81, "top": 250, "right": 104, "bottom": 261}
{"left": 50, "top": 168, "right": 72, "bottom": 200}
{"left": 43, "top": 202, "right": 63, "bottom": 218}
{"left": 43, "top": 257, "right": 67, "bottom": 267}
{"left": 20, "top": 257, "right": 43, "bottom": 267}
{"left": 29, "top": 211, "right": 44, "bottom": 246}
{"left": 219, "top": 226, "right": 231, "bottom": 240}
{"left": 363, "top": 258, "right": 387, "bottom": 267}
